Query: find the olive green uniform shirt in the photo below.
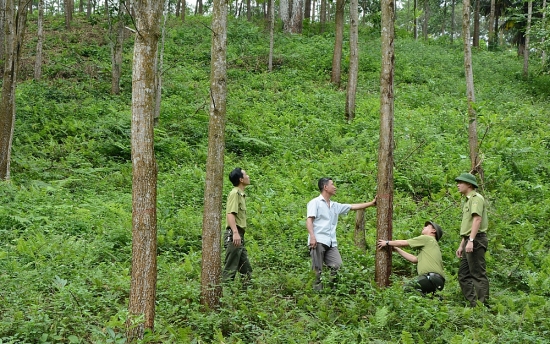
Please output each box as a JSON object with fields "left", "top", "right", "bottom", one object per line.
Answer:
{"left": 226, "top": 187, "right": 247, "bottom": 229}
{"left": 406, "top": 235, "right": 445, "bottom": 278}
{"left": 460, "top": 190, "right": 488, "bottom": 236}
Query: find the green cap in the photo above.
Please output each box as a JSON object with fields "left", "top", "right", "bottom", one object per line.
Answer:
{"left": 425, "top": 221, "right": 443, "bottom": 241}
{"left": 455, "top": 172, "right": 478, "bottom": 188}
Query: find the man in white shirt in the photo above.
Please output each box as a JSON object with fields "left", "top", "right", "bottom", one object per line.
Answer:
{"left": 306, "top": 177, "right": 377, "bottom": 290}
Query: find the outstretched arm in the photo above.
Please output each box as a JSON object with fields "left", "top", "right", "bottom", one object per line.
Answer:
{"left": 393, "top": 247, "right": 418, "bottom": 264}
{"left": 350, "top": 196, "right": 377, "bottom": 210}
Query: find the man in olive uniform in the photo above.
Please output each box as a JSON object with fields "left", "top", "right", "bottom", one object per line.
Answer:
{"left": 378, "top": 221, "right": 445, "bottom": 296}
{"left": 222, "top": 168, "right": 252, "bottom": 282}
{"left": 455, "top": 172, "right": 489, "bottom": 307}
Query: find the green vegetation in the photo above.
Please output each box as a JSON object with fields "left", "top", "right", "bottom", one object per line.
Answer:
{"left": 1, "top": 14, "right": 549, "bottom": 343}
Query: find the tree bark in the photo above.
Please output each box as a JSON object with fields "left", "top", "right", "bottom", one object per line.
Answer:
{"left": 462, "top": 0, "right": 481, "bottom": 174}
{"left": 488, "top": 0, "right": 496, "bottom": 49}
{"left": 126, "top": 0, "right": 164, "bottom": 340}
{"left": 320, "top": 0, "right": 326, "bottom": 33}
{"left": 246, "top": 0, "right": 251, "bottom": 20}
{"left": 268, "top": 0, "right": 274, "bottom": 72}
{"left": 523, "top": 1, "right": 532, "bottom": 78}
{"left": 354, "top": 209, "right": 367, "bottom": 250}
{"left": 0, "top": 0, "right": 5, "bottom": 61}
{"left": 110, "top": 0, "right": 125, "bottom": 95}
{"left": 543, "top": 0, "right": 547, "bottom": 63}
{"left": 0, "top": 0, "right": 28, "bottom": 181}
{"left": 305, "top": 0, "right": 311, "bottom": 19}
{"left": 345, "top": 0, "right": 359, "bottom": 121}
{"left": 450, "top": 0, "right": 455, "bottom": 43}
{"left": 331, "top": 0, "right": 344, "bottom": 86}
{"left": 413, "top": 0, "right": 417, "bottom": 40}
{"left": 200, "top": 0, "right": 228, "bottom": 310}
{"left": 35, "top": 0, "right": 45, "bottom": 81}
{"left": 64, "top": 0, "right": 73, "bottom": 29}
{"left": 422, "top": 0, "right": 428, "bottom": 40}
{"left": 473, "top": 0, "right": 480, "bottom": 48}
{"left": 376, "top": 0, "right": 395, "bottom": 288}
{"left": 280, "top": 0, "right": 303, "bottom": 34}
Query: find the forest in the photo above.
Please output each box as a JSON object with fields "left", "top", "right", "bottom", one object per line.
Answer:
{"left": 1, "top": 0, "right": 550, "bottom": 343}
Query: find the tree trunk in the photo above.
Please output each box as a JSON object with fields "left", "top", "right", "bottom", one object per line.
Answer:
{"left": 422, "top": 0, "right": 428, "bottom": 40}
{"left": 376, "top": 0, "right": 395, "bottom": 288}
{"left": 176, "top": 0, "right": 181, "bottom": 16}
{"left": 331, "top": 0, "right": 344, "bottom": 86}
{"left": 35, "top": 0, "right": 45, "bottom": 81}
{"left": 280, "top": 0, "right": 303, "bottom": 34}
{"left": 462, "top": 0, "right": 481, "bottom": 174}
{"left": 441, "top": 0, "right": 447, "bottom": 36}
{"left": 79, "top": 0, "right": 84, "bottom": 12}
{"left": 126, "top": 0, "right": 164, "bottom": 340}
{"left": 450, "top": 0, "right": 455, "bottom": 43}
{"left": 182, "top": 0, "right": 186, "bottom": 21}
{"left": 354, "top": 209, "right": 367, "bottom": 250}
{"left": 64, "top": 0, "right": 72, "bottom": 29}
{"left": 320, "top": 0, "right": 326, "bottom": 33}
{"left": 305, "top": 0, "right": 311, "bottom": 19}
{"left": 200, "top": 0, "right": 228, "bottom": 310}
{"left": 488, "top": 0, "right": 495, "bottom": 50}
{"left": 110, "top": 0, "right": 125, "bottom": 95}
{"left": 523, "top": 1, "right": 532, "bottom": 78}
{"left": 87, "top": 0, "right": 92, "bottom": 19}
{"left": 345, "top": 0, "right": 359, "bottom": 121}
{"left": 246, "top": 0, "right": 251, "bottom": 20}
{"left": 542, "top": 0, "right": 547, "bottom": 63}
{"left": 0, "top": 0, "right": 5, "bottom": 61}
{"left": 0, "top": 0, "right": 28, "bottom": 181}
{"left": 413, "top": 0, "right": 417, "bottom": 40}
{"left": 268, "top": 0, "right": 274, "bottom": 72}
{"left": 473, "top": 0, "right": 480, "bottom": 48}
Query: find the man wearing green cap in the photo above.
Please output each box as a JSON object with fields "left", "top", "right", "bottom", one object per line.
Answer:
{"left": 378, "top": 221, "right": 445, "bottom": 296}
{"left": 455, "top": 172, "right": 489, "bottom": 307}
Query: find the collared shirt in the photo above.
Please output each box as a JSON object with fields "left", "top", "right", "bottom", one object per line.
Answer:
{"left": 460, "top": 190, "right": 488, "bottom": 236}
{"left": 226, "top": 187, "right": 247, "bottom": 229}
{"left": 307, "top": 194, "right": 351, "bottom": 247}
{"left": 407, "top": 235, "right": 445, "bottom": 277}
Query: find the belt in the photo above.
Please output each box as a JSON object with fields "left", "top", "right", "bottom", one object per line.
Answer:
{"left": 463, "top": 232, "right": 487, "bottom": 239}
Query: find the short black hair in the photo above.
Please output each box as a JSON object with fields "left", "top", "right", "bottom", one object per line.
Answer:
{"left": 229, "top": 168, "right": 244, "bottom": 186}
{"left": 318, "top": 177, "right": 332, "bottom": 192}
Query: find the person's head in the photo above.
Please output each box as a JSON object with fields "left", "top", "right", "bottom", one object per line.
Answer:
{"left": 318, "top": 177, "right": 337, "bottom": 196}
{"left": 229, "top": 168, "right": 250, "bottom": 187}
{"left": 455, "top": 172, "right": 478, "bottom": 195}
{"left": 423, "top": 221, "right": 443, "bottom": 241}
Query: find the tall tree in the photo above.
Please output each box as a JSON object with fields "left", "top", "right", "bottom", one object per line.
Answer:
{"left": 0, "top": 0, "right": 28, "bottom": 181}
{"left": 200, "top": 0, "right": 228, "bottom": 310}
{"left": 126, "top": 0, "right": 164, "bottom": 340}
{"left": 320, "top": 0, "right": 327, "bottom": 33}
{"left": 488, "top": 0, "right": 496, "bottom": 49}
{"left": 345, "top": 0, "right": 359, "bottom": 121}
{"left": 542, "top": 0, "right": 547, "bottom": 63}
{"left": 110, "top": 0, "right": 126, "bottom": 95}
{"left": 451, "top": 0, "right": 455, "bottom": 43}
{"left": 473, "top": 0, "right": 480, "bottom": 47}
{"left": 413, "top": 0, "right": 417, "bottom": 39}
{"left": 422, "top": 0, "right": 429, "bottom": 40}
{"left": 64, "top": 0, "right": 73, "bottom": 29}
{"left": 35, "top": 0, "right": 45, "bottom": 81}
{"left": 523, "top": 0, "right": 532, "bottom": 78}
{"left": 376, "top": 0, "right": 395, "bottom": 288}
{"left": 305, "top": 0, "right": 311, "bottom": 19}
{"left": 462, "top": 0, "right": 481, "bottom": 175}
{"left": 331, "top": 0, "right": 345, "bottom": 85}
{"left": 268, "top": 0, "right": 275, "bottom": 72}
{"left": 0, "top": 0, "right": 5, "bottom": 61}
{"left": 280, "top": 0, "right": 303, "bottom": 33}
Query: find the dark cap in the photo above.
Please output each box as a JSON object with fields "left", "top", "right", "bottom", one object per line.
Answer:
{"left": 425, "top": 221, "right": 443, "bottom": 241}
{"left": 455, "top": 172, "right": 478, "bottom": 188}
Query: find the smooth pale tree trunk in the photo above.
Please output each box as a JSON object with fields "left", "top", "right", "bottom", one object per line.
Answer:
{"left": 354, "top": 209, "right": 367, "bottom": 250}
{"left": 268, "top": 0, "right": 274, "bottom": 72}
{"left": 320, "top": 0, "right": 326, "bottom": 33}
{"left": 0, "top": 0, "right": 28, "bottom": 181}
{"left": 488, "top": 0, "right": 496, "bottom": 49}
{"left": 200, "top": 0, "right": 228, "bottom": 310}
{"left": 462, "top": 0, "right": 481, "bottom": 175}
{"left": 35, "top": 0, "right": 45, "bottom": 81}
{"left": 345, "top": 0, "right": 359, "bottom": 121}
{"left": 110, "top": 0, "right": 125, "bottom": 95}
{"left": 126, "top": 0, "right": 164, "bottom": 340}
{"left": 523, "top": 1, "right": 532, "bottom": 78}
{"left": 473, "top": 0, "right": 480, "bottom": 47}
{"left": 331, "top": 0, "right": 344, "bottom": 86}
{"left": 451, "top": 0, "right": 455, "bottom": 43}
{"left": 376, "top": 0, "right": 395, "bottom": 288}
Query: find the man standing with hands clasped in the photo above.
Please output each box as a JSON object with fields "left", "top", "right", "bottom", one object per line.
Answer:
{"left": 455, "top": 172, "right": 490, "bottom": 307}
{"left": 306, "top": 177, "right": 377, "bottom": 290}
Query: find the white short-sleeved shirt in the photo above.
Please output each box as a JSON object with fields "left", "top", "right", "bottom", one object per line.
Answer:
{"left": 307, "top": 194, "right": 351, "bottom": 247}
